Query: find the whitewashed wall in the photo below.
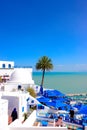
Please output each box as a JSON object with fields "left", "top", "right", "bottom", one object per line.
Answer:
{"left": 0, "top": 99, "right": 8, "bottom": 130}
{"left": 9, "top": 127, "right": 68, "bottom": 130}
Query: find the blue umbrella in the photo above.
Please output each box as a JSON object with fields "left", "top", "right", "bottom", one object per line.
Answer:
{"left": 79, "top": 105, "right": 87, "bottom": 114}
{"left": 73, "top": 103, "right": 82, "bottom": 110}
{"left": 36, "top": 96, "right": 50, "bottom": 103}
{"left": 43, "top": 89, "right": 64, "bottom": 98}
{"left": 53, "top": 97, "right": 66, "bottom": 102}
{"left": 45, "top": 100, "right": 67, "bottom": 109}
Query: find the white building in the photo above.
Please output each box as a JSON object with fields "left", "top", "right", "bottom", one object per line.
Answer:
{"left": 0, "top": 61, "right": 14, "bottom": 80}
{"left": 0, "top": 61, "right": 34, "bottom": 91}
{"left": 1, "top": 91, "right": 29, "bottom": 121}
{"left": 0, "top": 61, "right": 14, "bottom": 69}
{"left": 4, "top": 68, "right": 34, "bottom": 91}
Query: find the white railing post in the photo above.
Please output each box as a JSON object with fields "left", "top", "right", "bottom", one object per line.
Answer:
{"left": 54, "top": 119, "right": 55, "bottom": 126}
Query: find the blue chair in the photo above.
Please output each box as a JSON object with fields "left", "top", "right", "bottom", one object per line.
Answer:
{"left": 41, "top": 120, "right": 48, "bottom": 126}
{"left": 77, "top": 128, "right": 83, "bottom": 130}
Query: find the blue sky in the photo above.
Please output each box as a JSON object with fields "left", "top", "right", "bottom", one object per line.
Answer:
{"left": 0, "top": 0, "right": 87, "bottom": 71}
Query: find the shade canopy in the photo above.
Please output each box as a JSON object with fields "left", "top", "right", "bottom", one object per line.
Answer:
{"left": 79, "top": 105, "right": 87, "bottom": 114}
{"left": 36, "top": 96, "right": 50, "bottom": 103}
{"left": 45, "top": 100, "right": 68, "bottom": 109}
{"left": 43, "top": 89, "right": 65, "bottom": 98}
{"left": 73, "top": 103, "right": 82, "bottom": 110}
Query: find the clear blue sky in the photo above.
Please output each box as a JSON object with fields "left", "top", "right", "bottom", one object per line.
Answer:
{"left": 0, "top": 0, "right": 87, "bottom": 71}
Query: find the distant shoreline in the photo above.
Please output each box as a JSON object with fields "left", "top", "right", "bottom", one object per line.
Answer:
{"left": 67, "top": 93, "right": 87, "bottom": 96}
{"left": 33, "top": 71, "right": 87, "bottom": 76}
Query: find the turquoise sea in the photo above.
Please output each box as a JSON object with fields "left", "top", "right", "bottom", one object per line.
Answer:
{"left": 33, "top": 72, "right": 87, "bottom": 94}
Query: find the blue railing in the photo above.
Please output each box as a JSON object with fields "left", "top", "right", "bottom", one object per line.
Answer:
{"left": 14, "top": 66, "right": 32, "bottom": 68}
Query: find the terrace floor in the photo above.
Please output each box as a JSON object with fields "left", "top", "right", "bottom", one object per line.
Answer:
{"left": 33, "top": 120, "right": 83, "bottom": 130}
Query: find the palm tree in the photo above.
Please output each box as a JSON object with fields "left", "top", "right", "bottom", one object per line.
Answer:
{"left": 36, "top": 56, "right": 53, "bottom": 87}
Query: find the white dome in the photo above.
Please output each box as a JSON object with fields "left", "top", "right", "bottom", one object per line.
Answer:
{"left": 9, "top": 68, "right": 34, "bottom": 84}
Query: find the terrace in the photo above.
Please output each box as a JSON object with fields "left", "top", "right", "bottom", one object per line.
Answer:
{"left": 9, "top": 109, "right": 87, "bottom": 130}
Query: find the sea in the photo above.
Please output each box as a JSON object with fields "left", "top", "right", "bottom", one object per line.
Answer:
{"left": 33, "top": 72, "right": 87, "bottom": 95}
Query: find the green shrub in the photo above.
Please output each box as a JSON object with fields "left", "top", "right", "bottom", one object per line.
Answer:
{"left": 23, "top": 113, "right": 28, "bottom": 121}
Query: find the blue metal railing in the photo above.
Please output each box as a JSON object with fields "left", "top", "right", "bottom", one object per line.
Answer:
{"left": 14, "top": 66, "right": 32, "bottom": 68}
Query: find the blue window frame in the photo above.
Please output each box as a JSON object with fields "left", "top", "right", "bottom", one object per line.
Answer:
{"left": 8, "top": 64, "right": 11, "bottom": 68}
{"left": 22, "top": 107, "right": 24, "bottom": 112}
{"left": 2, "top": 64, "right": 5, "bottom": 68}
{"left": 18, "top": 85, "right": 21, "bottom": 90}
{"left": 31, "top": 100, "right": 34, "bottom": 103}
{"left": 26, "top": 98, "right": 30, "bottom": 101}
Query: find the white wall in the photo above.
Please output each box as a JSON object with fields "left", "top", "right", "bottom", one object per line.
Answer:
{"left": 0, "top": 99, "right": 8, "bottom": 130}
{"left": 2, "top": 96, "right": 19, "bottom": 117}
{"left": 0, "top": 69, "right": 14, "bottom": 76}
{"left": 9, "top": 126, "right": 68, "bottom": 130}
{"left": 9, "top": 68, "right": 34, "bottom": 84}
{"left": 18, "top": 93, "right": 29, "bottom": 120}
{"left": 23, "top": 110, "right": 37, "bottom": 127}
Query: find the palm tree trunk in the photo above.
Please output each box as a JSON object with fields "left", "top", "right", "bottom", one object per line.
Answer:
{"left": 41, "top": 69, "right": 45, "bottom": 86}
